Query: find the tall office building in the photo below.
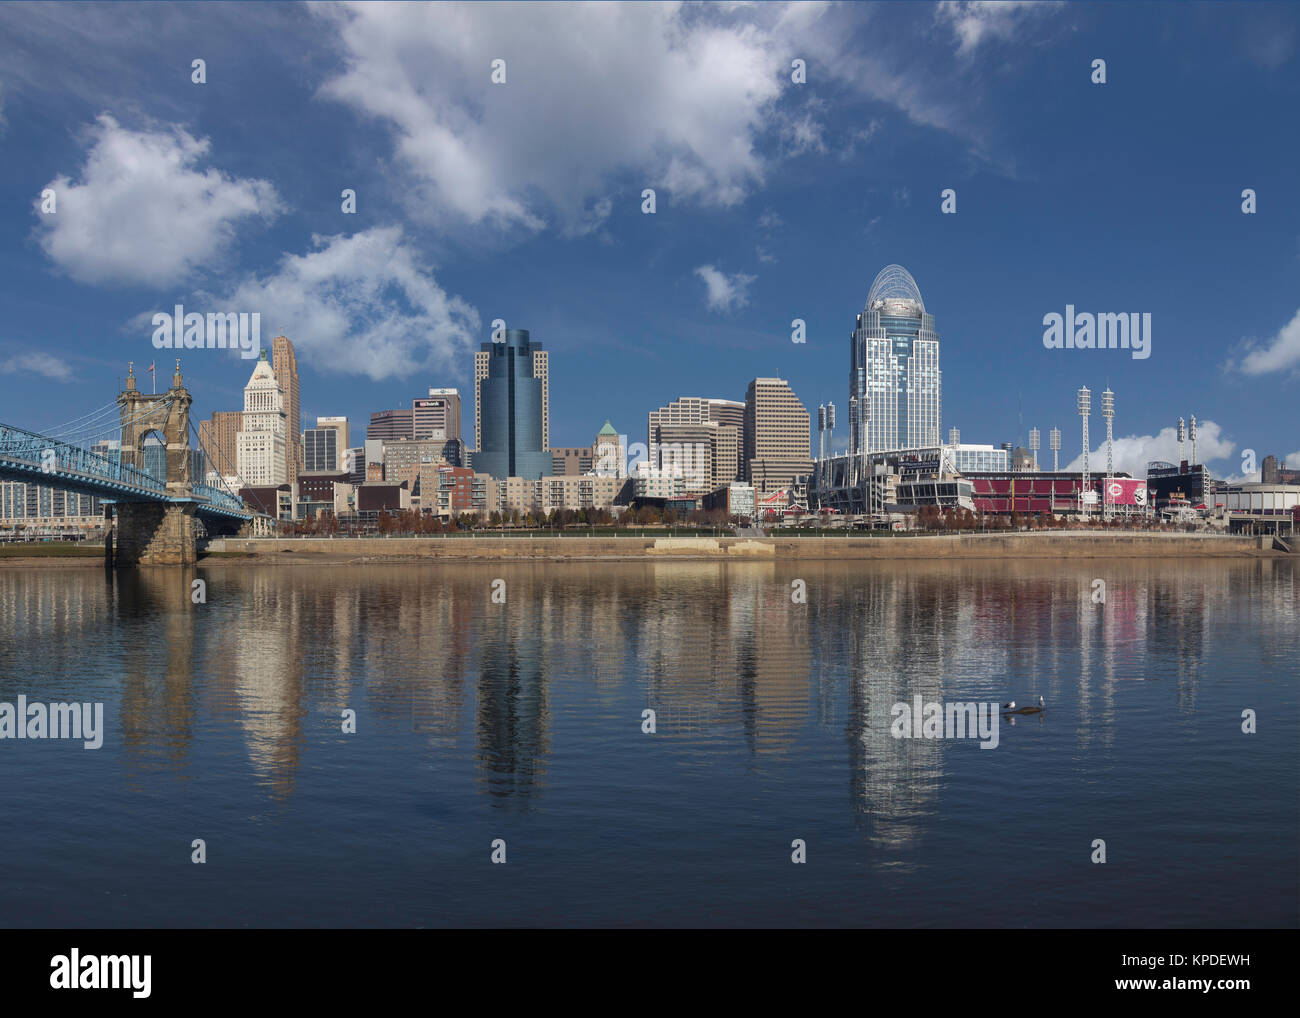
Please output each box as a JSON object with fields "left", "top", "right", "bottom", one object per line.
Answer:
{"left": 649, "top": 396, "right": 744, "bottom": 488}
{"left": 474, "top": 329, "right": 552, "bottom": 479}
{"left": 477, "top": 344, "right": 547, "bottom": 452}
{"left": 707, "top": 399, "right": 745, "bottom": 484}
{"left": 317, "top": 416, "right": 350, "bottom": 454}
{"left": 271, "top": 334, "right": 301, "bottom": 480}
{"left": 368, "top": 409, "right": 413, "bottom": 443}
{"left": 414, "top": 388, "right": 462, "bottom": 441}
{"left": 306, "top": 416, "right": 350, "bottom": 471}
{"left": 743, "top": 377, "right": 812, "bottom": 495}
{"left": 236, "top": 352, "right": 288, "bottom": 486}
{"left": 657, "top": 420, "right": 717, "bottom": 495}
{"left": 303, "top": 427, "right": 339, "bottom": 472}
{"left": 849, "top": 264, "right": 941, "bottom": 453}
{"left": 198, "top": 410, "right": 242, "bottom": 480}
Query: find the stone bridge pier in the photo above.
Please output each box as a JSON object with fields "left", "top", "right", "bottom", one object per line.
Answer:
{"left": 108, "top": 361, "right": 199, "bottom": 567}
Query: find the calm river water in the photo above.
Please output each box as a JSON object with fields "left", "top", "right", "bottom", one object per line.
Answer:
{"left": 0, "top": 558, "right": 1295, "bottom": 927}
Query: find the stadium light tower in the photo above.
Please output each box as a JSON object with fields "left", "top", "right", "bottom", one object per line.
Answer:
{"left": 1078, "top": 387, "right": 1092, "bottom": 519}
{"left": 817, "top": 404, "right": 826, "bottom": 460}
{"left": 1178, "top": 417, "right": 1186, "bottom": 465}
{"left": 1029, "top": 427, "right": 1040, "bottom": 471}
{"left": 1050, "top": 426, "right": 1061, "bottom": 472}
{"left": 1101, "top": 388, "right": 1115, "bottom": 520}
{"left": 949, "top": 427, "right": 960, "bottom": 447}
{"left": 1189, "top": 413, "right": 1197, "bottom": 465}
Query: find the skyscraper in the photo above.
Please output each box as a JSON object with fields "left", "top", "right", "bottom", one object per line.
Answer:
{"left": 271, "top": 334, "right": 301, "bottom": 480}
{"left": 477, "top": 343, "right": 547, "bottom": 452}
{"left": 236, "top": 351, "right": 288, "bottom": 486}
{"left": 198, "top": 410, "right": 242, "bottom": 481}
{"left": 303, "top": 426, "right": 340, "bottom": 472}
{"left": 473, "top": 329, "right": 552, "bottom": 479}
{"left": 648, "top": 396, "right": 744, "bottom": 488}
{"left": 312, "top": 416, "right": 350, "bottom": 470}
{"left": 744, "top": 377, "right": 811, "bottom": 495}
{"left": 850, "top": 264, "right": 941, "bottom": 453}
{"left": 414, "top": 388, "right": 462, "bottom": 441}
{"left": 367, "top": 409, "right": 413, "bottom": 443}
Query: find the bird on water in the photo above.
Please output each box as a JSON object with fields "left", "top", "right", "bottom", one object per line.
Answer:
{"left": 1002, "top": 696, "right": 1045, "bottom": 715}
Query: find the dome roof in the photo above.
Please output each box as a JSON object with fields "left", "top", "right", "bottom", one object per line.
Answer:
{"left": 866, "top": 264, "right": 925, "bottom": 312}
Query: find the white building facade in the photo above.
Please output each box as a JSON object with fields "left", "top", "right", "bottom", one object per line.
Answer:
{"left": 236, "top": 352, "right": 288, "bottom": 487}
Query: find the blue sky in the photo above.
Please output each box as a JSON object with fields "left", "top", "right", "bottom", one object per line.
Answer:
{"left": 1, "top": 1, "right": 1297, "bottom": 479}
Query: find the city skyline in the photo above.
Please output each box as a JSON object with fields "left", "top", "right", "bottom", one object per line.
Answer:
{"left": 1, "top": 2, "right": 1297, "bottom": 484}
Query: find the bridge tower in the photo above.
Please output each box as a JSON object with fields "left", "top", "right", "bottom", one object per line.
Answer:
{"left": 109, "top": 360, "right": 199, "bottom": 566}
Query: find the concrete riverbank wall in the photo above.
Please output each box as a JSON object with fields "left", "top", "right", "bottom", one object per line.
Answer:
{"left": 199, "top": 532, "right": 1282, "bottom": 562}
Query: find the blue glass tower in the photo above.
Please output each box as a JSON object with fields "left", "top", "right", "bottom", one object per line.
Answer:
{"left": 473, "top": 329, "right": 552, "bottom": 479}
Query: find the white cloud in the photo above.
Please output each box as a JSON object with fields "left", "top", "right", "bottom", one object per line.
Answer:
{"left": 0, "top": 352, "right": 73, "bottom": 381}
{"left": 694, "top": 265, "right": 756, "bottom": 313}
{"left": 780, "top": 110, "right": 827, "bottom": 156}
{"left": 1062, "top": 420, "right": 1235, "bottom": 478}
{"left": 1288, "top": 451, "right": 1300, "bottom": 469}
{"left": 35, "top": 115, "right": 281, "bottom": 288}
{"left": 313, "top": 2, "right": 835, "bottom": 233}
{"left": 221, "top": 227, "right": 479, "bottom": 382}
{"left": 312, "top": 2, "right": 1061, "bottom": 230}
{"left": 1235, "top": 306, "right": 1300, "bottom": 375}
{"left": 936, "top": 1, "right": 1053, "bottom": 59}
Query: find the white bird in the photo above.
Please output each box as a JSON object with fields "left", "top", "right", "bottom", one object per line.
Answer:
{"left": 1002, "top": 701, "right": 1016, "bottom": 710}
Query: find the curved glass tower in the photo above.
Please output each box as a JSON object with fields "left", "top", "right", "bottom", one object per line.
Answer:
{"left": 849, "top": 264, "right": 941, "bottom": 454}
{"left": 474, "top": 329, "right": 553, "bottom": 480}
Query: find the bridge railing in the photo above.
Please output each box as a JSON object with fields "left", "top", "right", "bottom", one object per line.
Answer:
{"left": 191, "top": 483, "right": 246, "bottom": 513}
{"left": 0, "top": 423, "right": 167, "bottom": 494}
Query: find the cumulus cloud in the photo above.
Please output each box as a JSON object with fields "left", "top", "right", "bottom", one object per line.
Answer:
{"left": 0, "top": 352, "right": 73, "bottom": 381}
{"left": 314, "top": 2, "right": 839, "bottom": 233}
{"left": 220, "top": 227, "right": 479, "bottom": 382}
{"left": 35, "top": 115, "right": 281, "bottom": 288}
{"left": 1235, "top": 306, "right": 1300, "bottom": 375}
{"left": 311, "top": 2, "right": 1065, "bottom": 230}
{"left": 694, "top": 265, "right": 756, "bottom": 313}
{"left": 1062, "top": 419, "right": 1235, "bottom": 478}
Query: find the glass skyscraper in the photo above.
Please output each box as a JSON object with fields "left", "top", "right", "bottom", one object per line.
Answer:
{"left": 849, "top": 264, "right": 941, "bottom": 454}
{"left": 473, "top": 329, "right": 553, "bottom": 480}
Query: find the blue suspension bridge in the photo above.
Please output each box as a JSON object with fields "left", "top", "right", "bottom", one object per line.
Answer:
{"left": 0, "top": 360, "right": 263, "bottom": 564}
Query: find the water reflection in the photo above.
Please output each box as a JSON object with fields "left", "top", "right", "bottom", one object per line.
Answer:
{"left": 0, "top": 557, "right": 1291, "bottom": 819}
